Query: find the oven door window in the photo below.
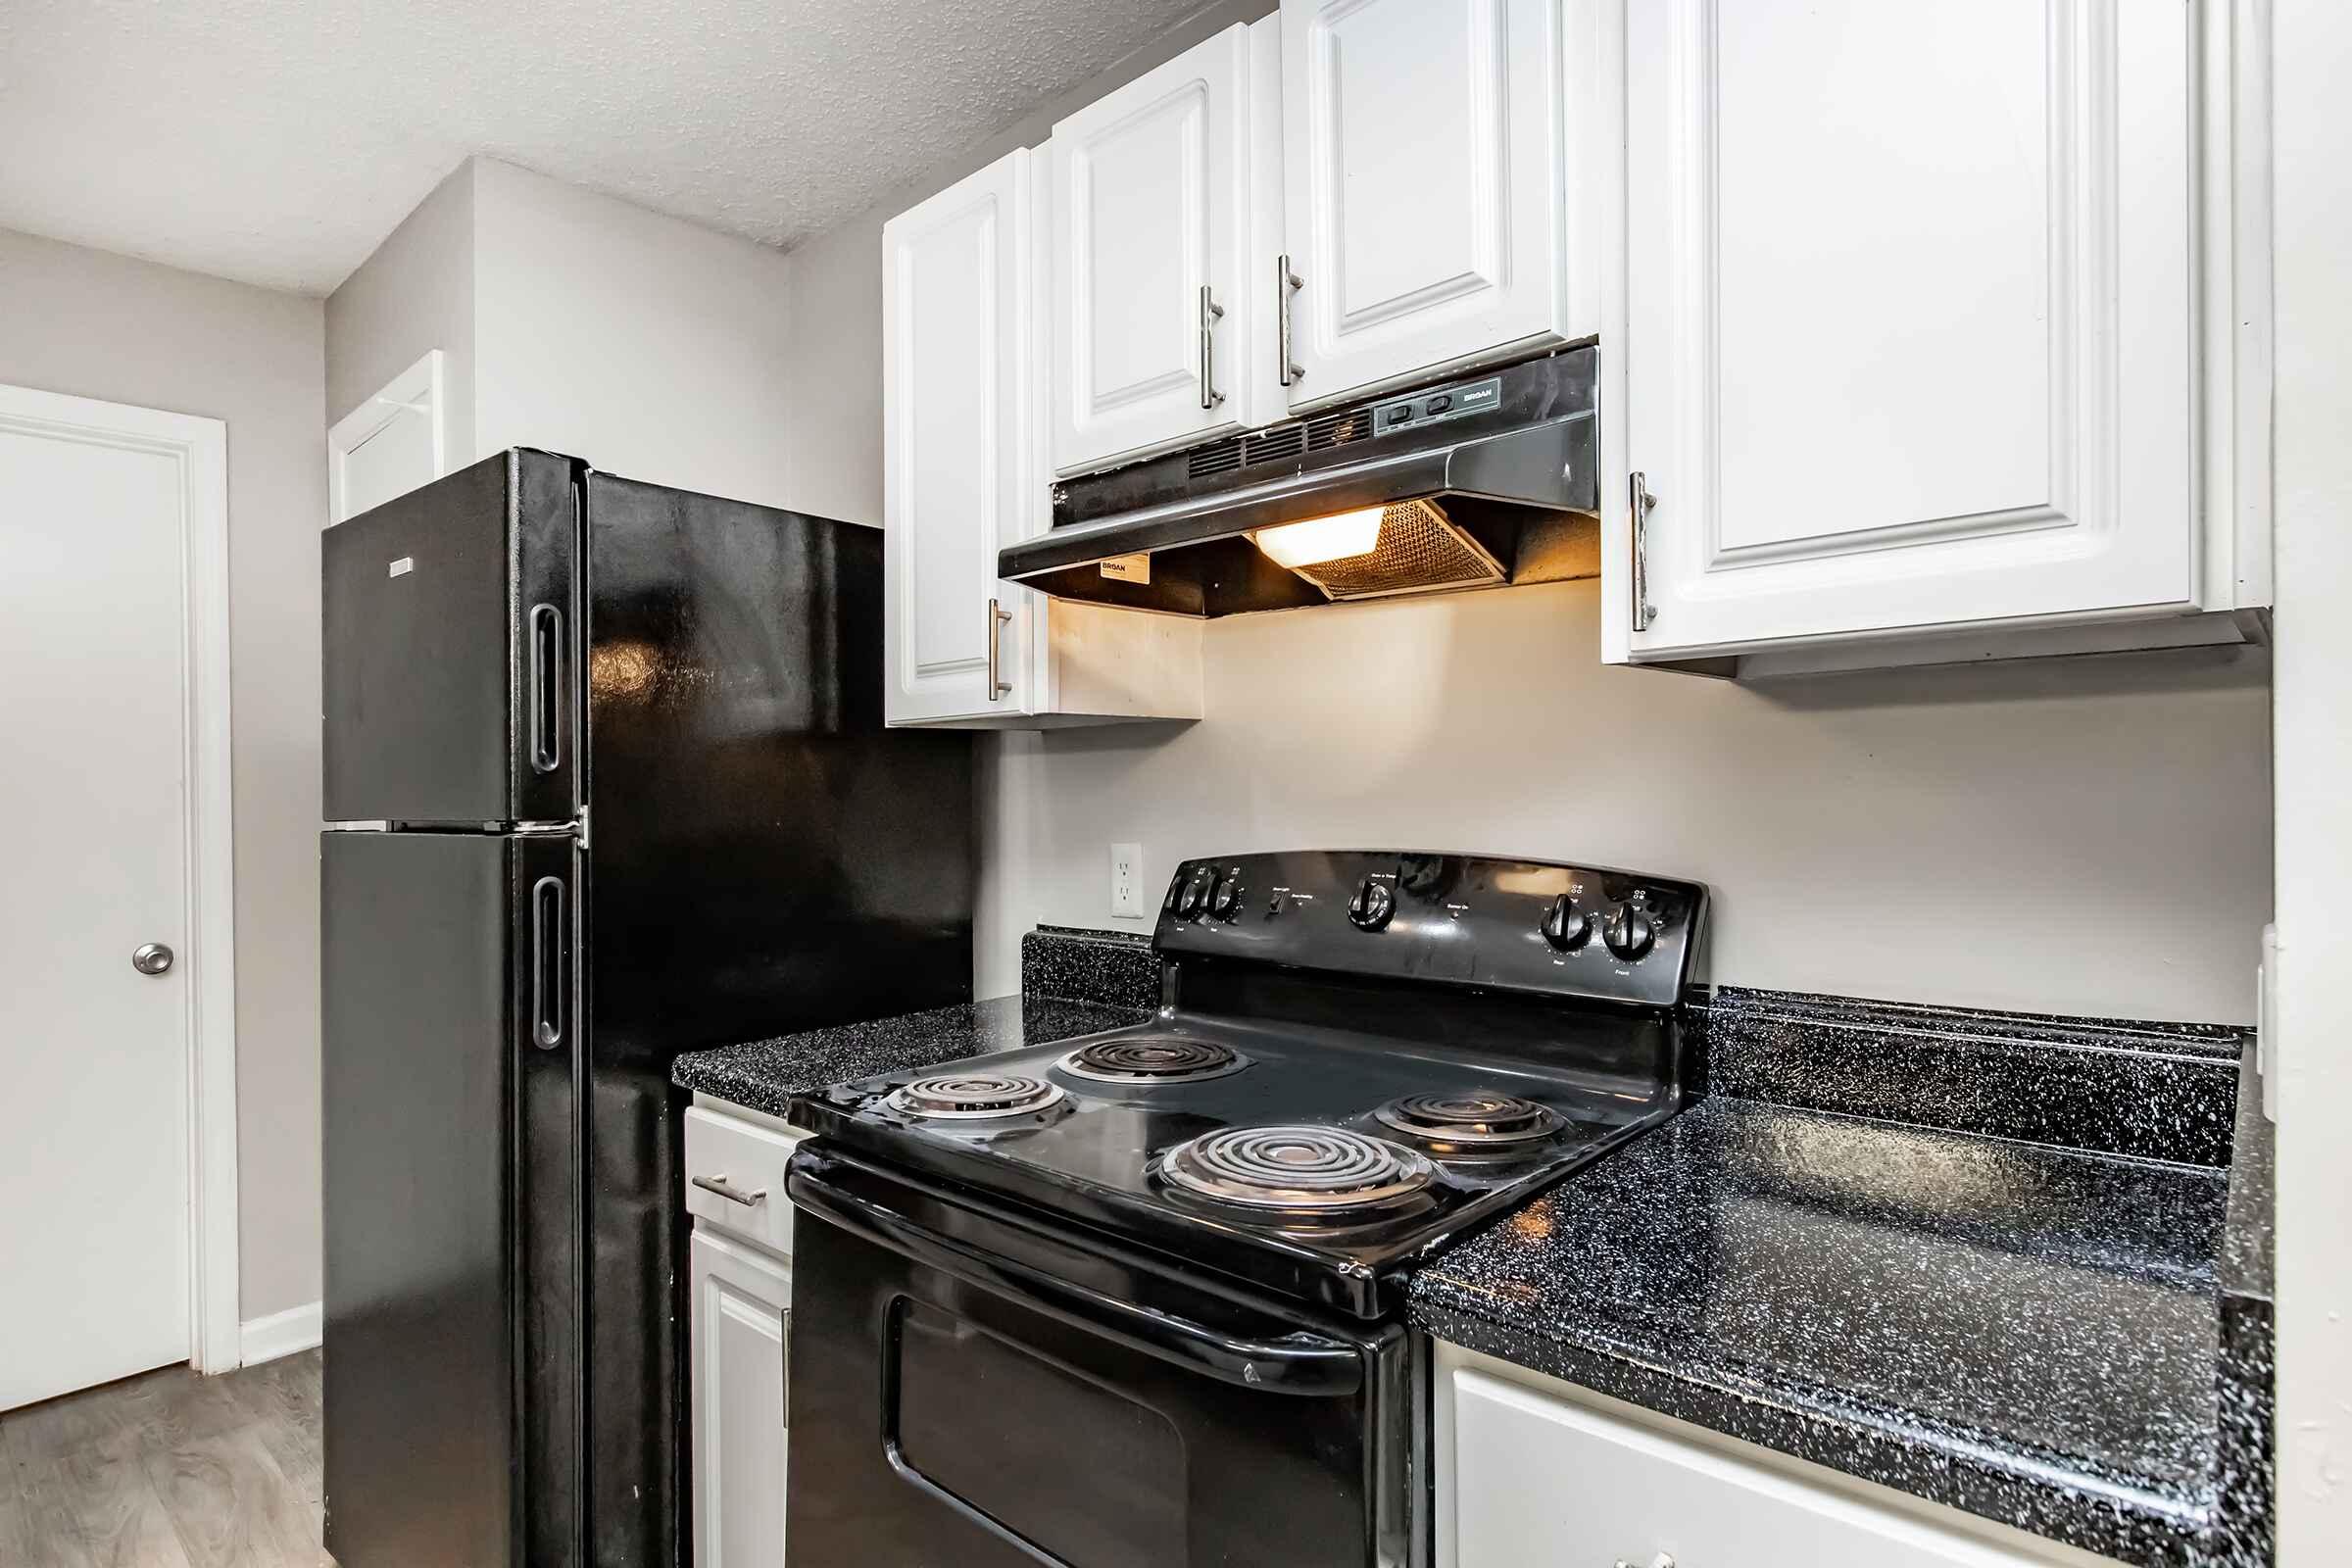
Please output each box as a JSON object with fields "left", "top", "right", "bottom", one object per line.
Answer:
{"left": 892, "top": 1297, "right": 1188, "bottom": 1567}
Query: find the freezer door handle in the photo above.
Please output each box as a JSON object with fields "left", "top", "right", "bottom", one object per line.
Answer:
{"left": 528, "top": 603, "right": 564, "bottom": 774}
{"left": 530, "top": 874, "right": 565, "bottom": 1049}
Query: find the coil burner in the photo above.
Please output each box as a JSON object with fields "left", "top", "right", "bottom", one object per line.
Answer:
{"left": 1058, "top": 1036, "right": 1249, "bottom": 1085}
{"left": 885, "top": 1073, "right": 1066, "bottom": 1120}
{"left": 1371, "top": 1091, "right": 1565, "bottom": 1150}
{"left": 1157, "top": 1126, "right": 1435, "bottom": 1211}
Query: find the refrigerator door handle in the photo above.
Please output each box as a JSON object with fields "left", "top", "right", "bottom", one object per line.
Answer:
{"left": 528, "top": 604, "right": 564, "bottom": 774}
{"left": 530, "top": 874, "right": 565, "bottom": 1050}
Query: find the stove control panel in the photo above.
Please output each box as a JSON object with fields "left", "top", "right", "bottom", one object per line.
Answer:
{"left": 1155, "top": 851, "right": 1707, "bottom": 1007}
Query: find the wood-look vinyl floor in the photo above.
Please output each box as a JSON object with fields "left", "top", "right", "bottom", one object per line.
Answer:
{"left": 0, "top": 1351, "right": 328, "bottom": 1567}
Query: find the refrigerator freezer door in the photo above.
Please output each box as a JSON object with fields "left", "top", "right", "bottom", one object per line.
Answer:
{"left": 321, "top": 829, "right": 580, "bottom": 1568}
{"left": 323, "top": 450, "right": 581, "bottom": 824}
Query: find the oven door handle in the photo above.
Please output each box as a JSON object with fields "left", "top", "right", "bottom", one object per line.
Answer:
{"left": 789, "top": 1165, "right": 1364, "bottom": 1397}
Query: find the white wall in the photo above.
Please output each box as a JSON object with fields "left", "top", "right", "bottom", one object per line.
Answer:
{"left": 2270, "top": 0, "right": 2352, "bottom": 1555}
{"left": 0, "top": 226, "right": 326, "bottom": 1321}
{"left": 326, "top": 158, "right": 797, "bottom": 513}
{"left": 979, "top": 582, "right": 2270, "bottom": 1021}
{"left": 471, "top": 160, "right": 794, "bottom": 510}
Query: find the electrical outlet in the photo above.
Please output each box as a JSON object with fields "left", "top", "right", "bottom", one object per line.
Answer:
{"left": 1109, "top": 843, "right": 1145, "bottom": 919}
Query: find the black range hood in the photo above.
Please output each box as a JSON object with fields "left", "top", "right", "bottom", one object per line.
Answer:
{"left": 999, "top": 346, "right": 1600, "bottom": 617}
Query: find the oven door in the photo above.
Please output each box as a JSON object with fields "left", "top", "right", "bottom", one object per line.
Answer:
{"left": 784, "top": 1145, "right": 1410, "bottom": 1568}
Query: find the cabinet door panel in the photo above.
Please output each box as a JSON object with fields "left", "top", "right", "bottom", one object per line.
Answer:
{"left": 1051, "top": 24, "right": 1252, "bottom": 473}
{"left": 883, "top": 152, "right": 1031, "bottom": 720}
{"left": 1443, "top": 1364, "right": 2050, "bottom": 1568}
{"left": 690, "top": 1230, "right": 790, "bottom": 1568}
{"left": 1283, "top": 0, "right": 1572, "bottom": 407}
{"left": 1626, "top": 0, "right": 2197, "bottom": 656}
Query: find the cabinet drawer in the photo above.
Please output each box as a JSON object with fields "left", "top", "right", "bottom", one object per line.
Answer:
{"left": 684, "top": 1105, "right": 807, "bottom": 1255}
{"left": 1444, "top": 1363, "right": 2076, "bottom": 1568}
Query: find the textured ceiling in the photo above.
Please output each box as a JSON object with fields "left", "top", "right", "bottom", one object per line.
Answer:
{"left": 0, "top": 0, "right": 1207, "bottom": 295}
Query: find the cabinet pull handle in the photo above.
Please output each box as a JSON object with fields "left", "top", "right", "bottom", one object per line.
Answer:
{"left": 1199, "top": 284, "right": 1226, "bottom": 410}
{"left": 690, "top": 1174, "right": 767, "bottom": 1207}
{"left": 1277, "top": 256, "right": 1304, "bottom": 386}
{"left": 1629, "top": 471, "right": 1658, "bottom": 631}
{"left": 987, "top": 596, "right": 1013, "bottom": 701}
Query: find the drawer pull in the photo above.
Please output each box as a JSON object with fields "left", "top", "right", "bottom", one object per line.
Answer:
{"left": 691, "top": 1173, "right": 767, "bottom": 1208}
{"left": 1614, "top": 1556, "right": 1674, "bottom": 1568}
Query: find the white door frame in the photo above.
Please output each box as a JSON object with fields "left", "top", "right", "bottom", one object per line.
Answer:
{"left": 0, "top": 382, "right": 241, "bottom": 1374}
{"left": 327, "top": 349, "right": 446, "bottom": 524}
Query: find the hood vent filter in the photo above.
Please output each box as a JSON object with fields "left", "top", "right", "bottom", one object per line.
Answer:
{"left": 1277, "top": 499, "right": 1506, "bottom": 602}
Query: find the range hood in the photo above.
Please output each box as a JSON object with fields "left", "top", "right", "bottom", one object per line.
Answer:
{"left": 999, "top": 347, "right": 1598, "bottom": 617}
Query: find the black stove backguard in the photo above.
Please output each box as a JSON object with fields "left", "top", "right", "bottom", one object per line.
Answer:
{"left": 1154, "top": 850, "right": 1706, "bottom": 1012}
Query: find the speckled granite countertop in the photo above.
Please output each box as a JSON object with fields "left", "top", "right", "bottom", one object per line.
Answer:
{"left": 674, "top": 936, "right": 2271, "bottom": 1566}
{"left": 1414, "top": 987, "right": 2269, "bottom": 1568}
{"left": 670, "top": 993, "right": 1148, "bottom": 1117}
{"left": 671, "top": 927, "right": 1156, "bottom": 1118}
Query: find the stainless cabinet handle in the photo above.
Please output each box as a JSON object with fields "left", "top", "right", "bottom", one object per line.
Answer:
{"left": 986, "top": 597, "right": 1013, "bottom": 701}
{"left": 132, "top": 943, "right": 174, "bottom": 976}
{"left": 1628, "top": 471, "right": 1658, "bottom": 631}
{"left": 1198, "top": 284, "right": 1226, "bottom": 410}
{"left": 530, "top": 875, "right": 565, "bottom": 1050}
{"left": 528, "top": 603, "right": 563, "bottom": 773}
{"left": 1615, "top": 1556, "right": 1675, "bottom": 1568}
{"left": 691, "top": 1173, "right": 768, "bottom": 1207}
{"left": 1276, "top": 256, "right": 1304, "bottom": 386}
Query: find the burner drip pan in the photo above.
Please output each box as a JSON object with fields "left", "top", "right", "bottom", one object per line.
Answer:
{"left": 1373, "top": 1091, "right": 1564, "bottom": 1148}
{"left": 887, "top": 1073, "right": 1066, "bottom": 1120}
{"left": 1058, "top": 1035, "right": 1249, "bottom": 1085}
{"left": 1158, "top": 1126, "right": 1434, "bottom": 1211}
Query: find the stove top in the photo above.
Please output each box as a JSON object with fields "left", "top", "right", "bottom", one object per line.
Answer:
{"left": 793, "top": 852, "right": 1706, "bottom": 1317}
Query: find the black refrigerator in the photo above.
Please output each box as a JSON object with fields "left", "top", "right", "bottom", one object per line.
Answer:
{"left": 320, "top": 450, "right": 974, "bottom": 1568}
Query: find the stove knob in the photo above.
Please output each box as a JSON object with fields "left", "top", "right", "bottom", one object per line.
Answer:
{"left": 1348, "top": 876, "right": 1396, "bottom": 931}
{"left": 1208, "top": 871, "right": 1243, "bottom": 922}
{"left": 1540, "top": 894, "right": 1592, "bottom": 951}
{"left": 1174, "top": 865, "right": 1215, "bottom": 920}
{"left": 1602, "top": 904, "right": 1656, "bottom": 960}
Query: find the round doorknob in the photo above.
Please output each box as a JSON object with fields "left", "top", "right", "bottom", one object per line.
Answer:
{"left": 132, "top": 943, "right": 174, "bottom": 976}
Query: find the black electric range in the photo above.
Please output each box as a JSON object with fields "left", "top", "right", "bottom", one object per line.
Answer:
{"left": 783, "top": 850, "right": 1707, "bottom": 1568}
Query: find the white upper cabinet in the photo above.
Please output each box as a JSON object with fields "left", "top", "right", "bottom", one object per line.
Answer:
{"left": 1280, "top": 0, "right": 1596, "bottom": 411}
{"left": 1049, "top": 24, "right": 1281, "bottom": 476}
{"left": 883, "top": 152, "right": 1034, "bottom": 721}
{"left": 883, "top": 150, "right": 1204, "bottom": 729}
{"left": 1614, "top": 0, "right": 2260, "bottom": 664}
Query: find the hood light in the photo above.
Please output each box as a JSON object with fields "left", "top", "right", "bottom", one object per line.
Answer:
{"left": 1250, "top": 508, "right": 1383, "bottom": 570}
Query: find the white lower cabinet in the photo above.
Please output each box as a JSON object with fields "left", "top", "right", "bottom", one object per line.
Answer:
{"left": 690, "top": 1227, "right": 792, "bottom": 1568}
{"left": 1435, "top": 1345, "right": 2111, "bottom": 1568}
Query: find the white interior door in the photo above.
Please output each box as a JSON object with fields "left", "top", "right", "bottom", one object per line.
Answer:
{"left": 1049, "top": 23, "right": 1252, "bottom": 473}
{"left": 1282, "top": 0, "right": 1574, "bottom": 408}
{"left": 0, "top": 397, "right": 195, "bottom": 1409}
{"left": 883, "top": 150, "right": 1035, "bottom": 722}
{"left": 1624, "top": 0, "right": 2198, "bottom": 658}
